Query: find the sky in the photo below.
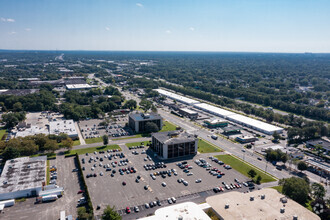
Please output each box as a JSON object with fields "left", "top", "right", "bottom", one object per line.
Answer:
{"left": 0, "top": 0, "right": 330, "bottom": 52}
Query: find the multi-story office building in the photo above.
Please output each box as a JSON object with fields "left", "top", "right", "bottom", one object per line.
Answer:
{"left": 151, "top": 131, "right": 198, "bottom": 159}
{"left": 128, "top": 112, "right": 163, "bottom": 133}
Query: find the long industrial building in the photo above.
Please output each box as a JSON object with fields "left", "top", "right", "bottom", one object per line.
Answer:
{"left": 155, "top": 89, "right": 200, "bottom": 105}
{"left": 155, "top": 88, "right": 283, "bottom": 135}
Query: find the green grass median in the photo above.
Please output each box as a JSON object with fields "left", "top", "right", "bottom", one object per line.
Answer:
{"left": 85, "top": 137, "right": 103, "bottom": 144}
{"left": 198, "top": 139, "right": 222, "bottom": 153}
{"left": 215, "top": 154, "right": 276, "bottom": 183}
{"left": 125, "top": 141, "right": 151, "bottom": 148}
{"left": 160, "top": 121, "right": 177, "bottom": 132}
{"left": 65, "top": 144, "right": 121, "bottom": 156}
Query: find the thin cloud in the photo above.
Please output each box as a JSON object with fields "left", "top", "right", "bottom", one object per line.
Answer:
{"left": 9, "top": 31, "right": 16, "bottom": 35}
{"left": 105, "top": 27, "right": 110, "bottom": 31}
{"left": 25, "top": 28, "right": 32, "bottom": 31}
{"left": 189, "top": 27, "right": 195, "bottom": 31}
{"left": 165, "top": 30, "right": 172, "bottom": 34}
{"left": 136, "top": 3, "right": 143, "bottom": 8}
{"left": 1, "top": 17, "right": 15, "bottom": 22}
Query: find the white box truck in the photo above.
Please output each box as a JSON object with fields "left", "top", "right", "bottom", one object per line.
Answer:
{"left": 41, "top": 195, "right": 58, "bottom": 202}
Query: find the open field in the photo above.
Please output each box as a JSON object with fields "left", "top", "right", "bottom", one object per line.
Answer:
{"left": 271, "top": 185, "right": 283, "bottom": 193}
{"left": 85, "top": 137, "right": 103, "bottom": 144}
{"left": 73, "top": 140, "right": 81, "bottom": 146}
{"left": 65, "top": 144, "right": 121, "bottom": 156}
{"left": 46, "top": 160, "right": 50, "bottom": 184}
{"left": 198, "top": 139, "right": 222, "bottom": 153}
{"left": 215, "top": 155, "right": 276, "bottom": 183}
{"left": 160, "top": 121, "right": 177, "bottom": 132}
{"left": 125, "top": 141, "right": 151, "bottom": 148}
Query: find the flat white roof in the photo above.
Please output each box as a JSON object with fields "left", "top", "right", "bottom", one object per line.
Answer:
{"left": 227, "top": 114, "right": 283, "bottom": 133}
{"left": 66, "top": 84, "right": 97, "bottom": 90}
{"left": 138, "top": 202, "right": 211, "bottom": 220}
{"left": 180, "top": 108, "right": 198, "bottom": 114}
{"left": 155, "top": 89, "right": 200, "bottom": 105}
{"left": 194, "top": 103, "right": 236, "bottom": 118}
{"left": 0, "top": 156, "right": 46, "bottom": 194}
{"left": 207, "top": 188, "right": 320, "bottom": 220}
{"left": 49, "top": 120, "right": 78, "bottom": 137}
{"left": 15, "top": 126, "right": 49, "bottom": 138}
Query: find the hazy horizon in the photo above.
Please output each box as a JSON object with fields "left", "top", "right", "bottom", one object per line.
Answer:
{"left": 1, "top": 0, "right": 330, "bottom": 52}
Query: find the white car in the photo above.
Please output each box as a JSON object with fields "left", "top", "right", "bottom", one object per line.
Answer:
{"left": 162, "top": 182, "right": 167, "bottom": 187}
{"left": 187, "top": 173, "right": 193, "bottom": 176}
{"left": 195, "top": 179, "right": 202, "bottom": 183}
{"left": 168, "top": 198, "right": 172, "bottom": 204}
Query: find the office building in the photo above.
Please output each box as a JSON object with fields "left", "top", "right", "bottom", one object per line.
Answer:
{"left": 129, "top": 112, "right": 163, "bottom": 133}
{"left": 151, "top": 131, "right": 198, "bottom": 159}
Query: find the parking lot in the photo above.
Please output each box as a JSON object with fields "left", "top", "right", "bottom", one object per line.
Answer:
{"left": 79, "top": 119, "right": 132, "bottom": 140}
{"left": 80, "top": 143, "right": 250, "bottom": 216}
{"left": 1, "top": 156, "right": 82, "bottom": 219}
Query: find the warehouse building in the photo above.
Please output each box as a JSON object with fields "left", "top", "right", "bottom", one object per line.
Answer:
{"left": 226, "top": 114, "right": 283, "bottom": 135}
{"left": 151, "top": 131, "right": 198, "bottom": 159}
{"left": 0, "top": 156, "right": 47, "bottom": 200}
{"left": 154, "top": 89, "right": 200, "bottom": 105}
{"left": 178, "top": 108, "right": 198, "bottom": 119}
{"left": 204, "top": 118, "right": 228, "bottom": 128}
{"left": 66, "top": 84, "right": 98, "bottom": 90}
{"left": 129, "top": 112, "right": 163, "bottom": 133}
{"left": 206, "top": 188, "right": 320, "bottom": 220}
{"left": 49, "top": 119, "right": 78, "bottom": 139}
{"left": 193, "top": 103, "right": 236, "bottom": 118}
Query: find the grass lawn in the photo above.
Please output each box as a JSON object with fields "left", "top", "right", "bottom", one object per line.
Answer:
{"left": 198, "top": 139, "right": 222, "bottom": 153}
{"left": 112, "top": 133, "right": 150, "bottom": 140}
{"left": 125, "top": 141, "right": 151, "bottom": 148}
{"left": 64, "top": 144, "right": 120, "bottom": 156}
{"left": 160, "top": 121, "right": 177, "bottom": 132}
{"left": 73, "top": 140, "right": 81, "bottom": 146}
{"left": 271, "top": 185, "right": 283, "bottom": 193}
{"left": 215, "top": 154, "right": 276, "bottom": 183}
{"left": 85, "top": 137, "right": 103, "bottom": 144}
{"left": 46, "top": 160, "right": 50, "bottom": 185}
{"left": 0, "top": 129, "right": 7, "bottom": 140}
{"left": 31, "top": 152, "right": 56, "bottom": 159}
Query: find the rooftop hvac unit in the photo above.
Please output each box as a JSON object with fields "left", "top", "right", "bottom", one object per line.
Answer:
{"left": 261, "top": 194, "right": 265, "bottom": 200}
{"left": 250, "top": 196, "right": 254, "bottom": 201}
{"left": 280, "top": 208, "right": 285, "bottom": 213}
{"left": 225, "top": 204, "right": 230, "bottom": 209}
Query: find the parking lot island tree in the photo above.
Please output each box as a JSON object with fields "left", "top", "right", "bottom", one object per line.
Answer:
{"left": 101, "top": 205, "right": 121, "bottom": 220}
{"left": 248, "top": 169, "right": 257, "bottom": 179}
{"left": 297, "top": 161, "right": 308, "bottom": 172}
{"left": 311, "top": 182, "right": 326, "bottom": 200}
{"left": 102, "top": 135, "right": 109, "bottom": 146}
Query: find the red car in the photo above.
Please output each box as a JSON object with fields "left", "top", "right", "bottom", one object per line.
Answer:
{"left": 219, "top": 187, "right": 224, "bottom": 191}
{"left": 126, "top": 207, "right": 131, "bottom": 213}
{"left": 77, "top": 190, "right": 84, "bottom": 194}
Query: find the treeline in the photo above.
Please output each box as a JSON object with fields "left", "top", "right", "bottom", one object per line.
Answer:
{"left": 0, "top": 133, "right": 73, "bottom": 162}
{"left": 0, "top": 89, "right": 58, "bottom": 112}
{"left": 60, "top": 86, "right": 125, "bottom": 120}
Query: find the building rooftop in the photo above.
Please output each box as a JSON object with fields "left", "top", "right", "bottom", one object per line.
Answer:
{"left": 66, "top": 84, "right": 97, "bottom": 90}
{"left": 205, "top": 118, "right": 227, "bottom": 124}
{"left": 152, "top": 131, "right": 197, "bottom": 145}
{"left": 179, "top": 108, "right": 198, "bottom": 115}
{"left": 15, "top": 126, "right": 49, "bottom": 138}
{"left": 226, "top": 113, "right": 283, "bottom": 134}
{"left": 138, "top": 202, "right": 211, "bottom": 220}
{"left": 129, "top": 112, "right": 162, "bottom": 121}
{"left": 306, "top": 139, "right": 330, "bottom": 151}
{"left": 305, "top": 159, "right": 330, "bottom": 173}
{"left": 0, "top": 156, "right": 47, "bottom": 194}
{"left": 155, "top": 89, "right": 200, "bottom": 105}
{"left": 206, "top": 188, "right": 320, "bottom": 220}
{"left": 49, "top": 120, "right": 78, "bottom": 137}
{"left": 194, "top": 103, "right": 236, "bottom": 118}
{"left": 0, "top": 89, "right": 39, "bottom": 96}
{"left": 222, "top": 126, "right": 241, "bottom": 132}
